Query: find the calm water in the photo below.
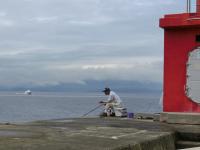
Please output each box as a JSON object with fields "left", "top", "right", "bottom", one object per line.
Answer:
{"left": 0, "top": 92, "right": 162, "bottom": 123}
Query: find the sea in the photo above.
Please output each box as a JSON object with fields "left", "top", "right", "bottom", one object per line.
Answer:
{"left": 0, "top": 91, "right": 162, "bottom": 123}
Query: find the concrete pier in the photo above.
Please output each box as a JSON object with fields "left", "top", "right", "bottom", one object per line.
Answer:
{"left": 160, "top": 112, "right": 200, "bottom": 125}
{"left": 0, "top": 117, "right": 199, "bottom": 150}
{"left": 0, "top": 117, "right": 175, "bottom": 150}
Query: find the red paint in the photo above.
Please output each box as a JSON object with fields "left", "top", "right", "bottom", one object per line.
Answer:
{"left": 159, "top": 1, "right": 200, "bottom": 112}
{"left": 197, "top": 0, "right": 200, "bottom": 13}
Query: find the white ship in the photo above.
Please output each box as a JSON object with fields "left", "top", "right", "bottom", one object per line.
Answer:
{"left": 24, "top": 90, "right": 32, "bottom": 95}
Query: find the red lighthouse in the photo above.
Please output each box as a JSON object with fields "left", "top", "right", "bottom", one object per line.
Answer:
{"left": 160, "top": 0, "right": 200, "bottom": 113}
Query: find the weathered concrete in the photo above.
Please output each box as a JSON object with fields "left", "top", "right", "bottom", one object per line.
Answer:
{"left": 176, "top": 141, "right": 200, "bottom": 149}
{"left": 0, "top": 118, "right": 176, "bottom": 150}
{"left": 171, "top": 122, "right": 200, "bottom": 149}
{"left": 178, "top": 147, "right": 200, "bottom": 150}
{"left": 160, "top": 112, "right": 200, "bottom": 125}
{"left": 0, "top": 116, "right": 200, "bottom": 150}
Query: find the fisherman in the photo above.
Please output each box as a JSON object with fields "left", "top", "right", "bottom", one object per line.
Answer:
{"left": 99, "top": 87, "right": 123, "bottom": 117}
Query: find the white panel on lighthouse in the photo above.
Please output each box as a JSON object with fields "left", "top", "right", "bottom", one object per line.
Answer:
{"left": 186, "top": 47, "right": 200, "bottom": 103}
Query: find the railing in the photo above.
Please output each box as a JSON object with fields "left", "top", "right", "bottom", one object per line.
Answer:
{"left": 186, "top": 0, "right": 199, "bottom": 13}
{"left": 187, "top": 0, "right": 191, "bottom": 13}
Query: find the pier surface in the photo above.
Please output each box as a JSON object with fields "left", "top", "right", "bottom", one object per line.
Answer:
{"left": 0, "top": 117, "right": 199, "bottom": 150}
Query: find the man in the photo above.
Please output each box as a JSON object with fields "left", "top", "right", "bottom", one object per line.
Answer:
{"left": 99, "top": 87, "right": 123, "bottom": 117}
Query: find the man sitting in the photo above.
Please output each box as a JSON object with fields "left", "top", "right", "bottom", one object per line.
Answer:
{"left": 100, "top": 87, "right": 126, "bottom": 117}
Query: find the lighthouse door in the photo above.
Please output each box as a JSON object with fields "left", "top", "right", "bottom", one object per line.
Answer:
{"left": 186, "top": 47, "right": 200, "bottom": 103}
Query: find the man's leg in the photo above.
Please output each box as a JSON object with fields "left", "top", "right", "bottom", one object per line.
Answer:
{"left": 105, "top": 103, "right": 115, "bottom": 116}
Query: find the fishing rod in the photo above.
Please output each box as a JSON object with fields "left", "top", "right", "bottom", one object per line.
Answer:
{"left": 82, "top": 104, "right": 103, "bottom": 117}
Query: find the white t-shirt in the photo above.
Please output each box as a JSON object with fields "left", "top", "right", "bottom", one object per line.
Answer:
{"left": 107, "top": 91, "right": 122, "bottom": 104}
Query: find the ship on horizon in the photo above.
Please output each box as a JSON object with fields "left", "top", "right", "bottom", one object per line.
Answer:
{"left": 24, "top": 90, "right": 32, "bottom": 95}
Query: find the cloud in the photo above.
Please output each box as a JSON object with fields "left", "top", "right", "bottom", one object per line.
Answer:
{"left": 31, "top": 16, "right": 58, "bottom": 23}
{"left": 0, "top": 0, "right": 185, "bottom": 88}
{"left": 0, "top": 20, "right": 13, "bottom": 27}
{"left": 0, "top": 12, "right": 6, "bottom": 17}
{"left": 67, "top": 15, "right": 114, "bottom": 26}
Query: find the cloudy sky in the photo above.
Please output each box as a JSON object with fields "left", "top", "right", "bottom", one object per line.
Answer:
{"left": 0, "top": 0, "right": 188, "bottom": 88}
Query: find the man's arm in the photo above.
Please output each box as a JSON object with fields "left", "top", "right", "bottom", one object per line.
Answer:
{"left": 107, "top": 99, "right": 115, "bottom": 103}
{"left": 99, "top": 99, "right": 115, "bottom": 104}
{"left": 99, "top": 101, "right": 107, "bottom": 106}
{"left": 99, "top": 93, "right": 115, "bottom": 104}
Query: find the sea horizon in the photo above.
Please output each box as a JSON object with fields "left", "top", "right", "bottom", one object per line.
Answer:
{"left": 0, "top": 91, "right": 162, "bottom": 123}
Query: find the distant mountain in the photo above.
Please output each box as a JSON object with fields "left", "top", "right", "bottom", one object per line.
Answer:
{"left": 0, "top": 80, "right": 162, "bottom": 93}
